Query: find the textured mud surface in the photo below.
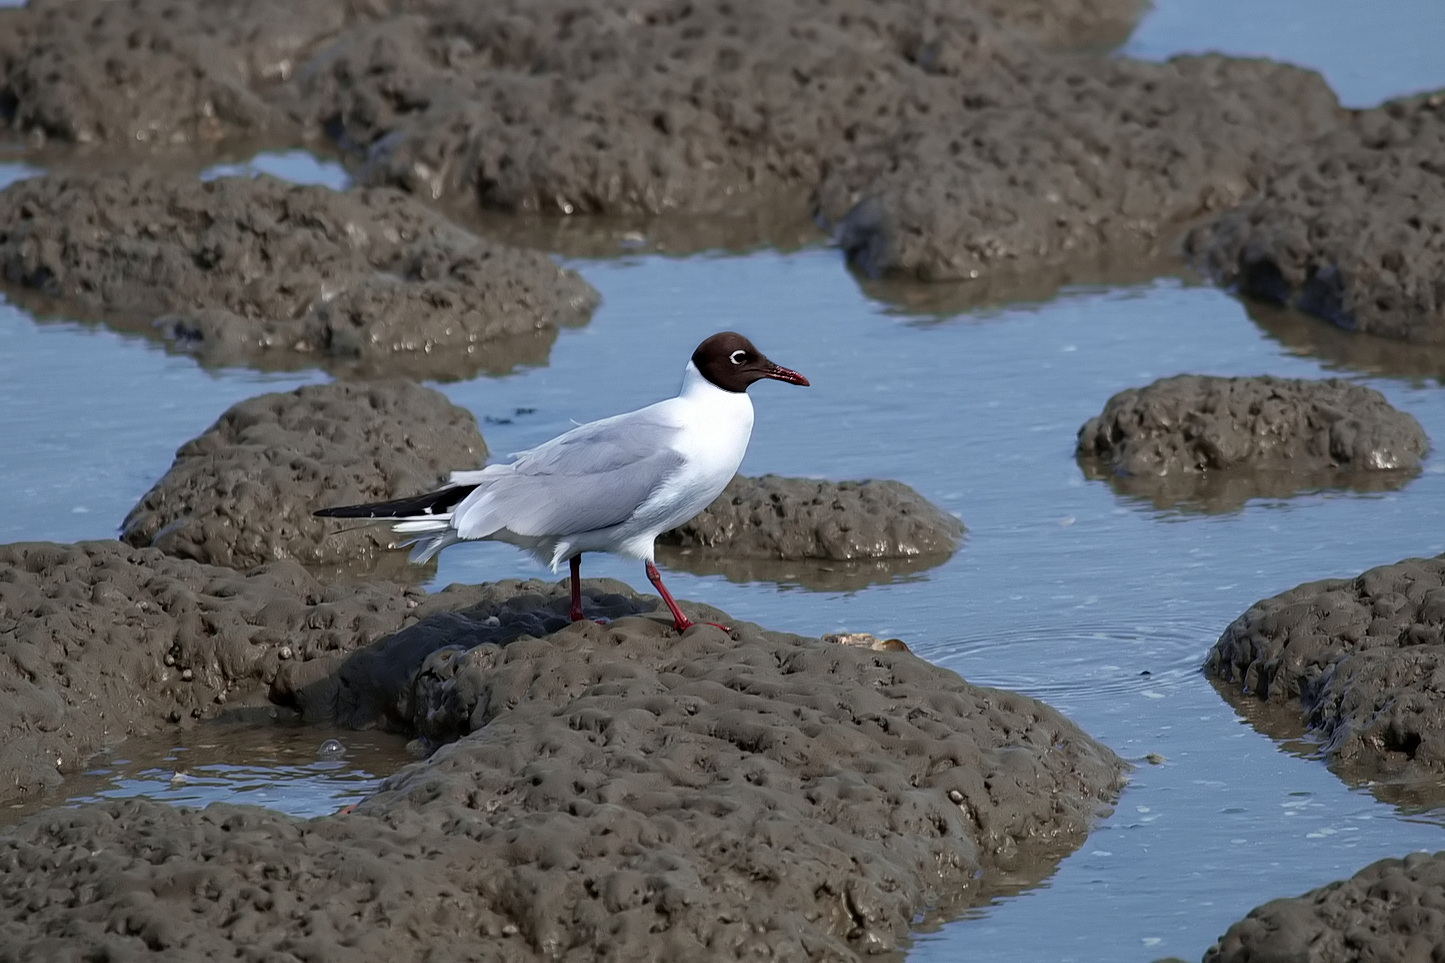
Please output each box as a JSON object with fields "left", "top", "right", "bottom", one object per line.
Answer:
{"left": 1077, "top": 375, "right": 1427, "bottom": 511}
{"left": 659, "top": 474, "right": 964, "bottom": 559}
{"left": 121, "top": 382, "right": 486, "bottom": 573}
{"left": 1207, "top": 553, "right": 1445, "bottom": 794}
{"left": 0, "top": 540, "right": 497, "bottom": 805}
{"left": 0, "top": 171, "right": 597, "bottom": 378}
{"left": 0, "top": 583, "right": 1125, "bottom": 961}
{"left": 1203, "top": 851, "right": 1445, "bottom": 963}
{"left": 1188, "top": 93, "right": 1445, "bottom": 344}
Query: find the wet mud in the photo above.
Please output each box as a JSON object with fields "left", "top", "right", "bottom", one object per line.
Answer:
{"left": 1207, "top": 553, "right": 1445, "bottom": 798}
{"left": 1188, "top": 92, "right": 1445, "bottom": 344}
{"left": 0, "top": 582, "right": 1124, "bottom": 961}
{"left": 121, "top": 381, "right": 487, "bottom": 572}
{"left": 1203, "top": 851, "right": 1445, "bottom": 963}
{"left": 0, "top": 171, "right": 597, "bottom": 379}
{"left": 1076, "top": 375, "right": 1427, "bottom": 511}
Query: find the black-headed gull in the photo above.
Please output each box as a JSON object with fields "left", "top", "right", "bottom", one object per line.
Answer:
{"left": 315, "top": 332, "right": 809, "bottom": 631}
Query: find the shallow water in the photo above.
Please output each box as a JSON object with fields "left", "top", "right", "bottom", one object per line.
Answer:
{"left": 1, "top": 725, "right": 414, "bottom": 825}
{"left": 2, "top": 3, "right": 1445, "bottom": 960}
{"left": 1124, "top": 0, "right": 1445, "bottom": 108}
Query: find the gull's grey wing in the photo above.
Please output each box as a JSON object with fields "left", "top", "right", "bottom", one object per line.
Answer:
{"left": 453, "top": 411, "right": 685, "bottom": 538}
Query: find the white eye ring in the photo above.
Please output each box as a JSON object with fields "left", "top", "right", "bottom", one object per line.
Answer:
{"left": 729, "top": 349, "right": 747, "bottom": 365}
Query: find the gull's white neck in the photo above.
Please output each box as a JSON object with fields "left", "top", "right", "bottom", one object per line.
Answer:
{"left": 676, "top": 359, "right": 755, "bottom": 427}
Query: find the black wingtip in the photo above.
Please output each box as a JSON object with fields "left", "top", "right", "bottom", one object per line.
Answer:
{"left": 312, "top": 485, "right": 479, "bottom": 521}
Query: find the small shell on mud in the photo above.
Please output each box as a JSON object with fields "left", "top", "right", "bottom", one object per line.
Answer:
{"left": 822, "top": 632, "right": 911, "bottom": 653}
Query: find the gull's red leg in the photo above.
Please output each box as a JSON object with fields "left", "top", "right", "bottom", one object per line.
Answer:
{"left": 569, "top": 555, "right": 585, "bottom": 622}
{"left": 645, "top": 561, "right": 729, "bottom": 632}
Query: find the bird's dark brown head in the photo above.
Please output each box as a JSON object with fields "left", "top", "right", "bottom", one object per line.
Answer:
{"left": 691, "top": 332, "right": 810, "bottom": 393}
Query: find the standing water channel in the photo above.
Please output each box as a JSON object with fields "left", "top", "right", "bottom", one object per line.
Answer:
{"left": 2, "top": 1, "right": 1444, "bottom": 959}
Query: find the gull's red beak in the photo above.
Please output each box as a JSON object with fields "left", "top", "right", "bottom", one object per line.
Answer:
{"left": 764, "top": 363, "right": 810, "bottom": 387}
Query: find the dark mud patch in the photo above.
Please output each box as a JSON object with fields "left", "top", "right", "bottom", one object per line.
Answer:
{"left": 0, "top": 582, "right": 1123, "bottom": 961}
{"left": 1203, "top": 851, "right": 1445, "bottom": 963}
{"left": 1188, "top": 92, "right": 1445, "bottom": 345}
{"left": 659, "top": 474, "right": 964, "bottom": 559}
{"left": 0, "top": 171, "right": 597, "bottom": 379}
{"left": 1207, "top": 553, "right": 1445, "bottom": 801}
{"left": 1077, "top": 375, "right": 1427, "bottom": 511}
{"left": 121, "top": 381, "right": 487, "bottom": 573}
{"left": 0, "top": 540, "right": 491, "bottom": 806}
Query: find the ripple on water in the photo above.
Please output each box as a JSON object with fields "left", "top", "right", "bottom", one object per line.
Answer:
{"left": 930, "top": 616, "right": 1220, "bottom": 717}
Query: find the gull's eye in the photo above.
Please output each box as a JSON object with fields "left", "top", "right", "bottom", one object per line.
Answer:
{"left": 729, "top": 349, "right": 747, "bottom": 365}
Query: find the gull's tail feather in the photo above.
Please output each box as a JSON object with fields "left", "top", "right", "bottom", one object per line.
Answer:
{"left": 314, "top": 484, "right": 478, "bottom": 563}
{"left": 401, "top": 529, "right": 461, "bottom": 564}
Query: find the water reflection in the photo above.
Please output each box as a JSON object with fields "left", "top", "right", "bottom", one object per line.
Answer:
{"left": 1249, "top": 298, "right": 1445, "bottom": 383}
{"left": 1077, "top": 457, "right": 1421, "bottom": 515}
{"left": 1, "top": 723, "right": 413, "bottom": 826}
{"left": 655, "top": 544, "right": 955, "bottom": 592}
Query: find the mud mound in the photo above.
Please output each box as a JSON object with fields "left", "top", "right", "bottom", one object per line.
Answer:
{"left": 658, "top": 474, "right": 964, "bottom": 560}
{"left": 1207, "top": 553, "right": 1445, "bottom": 791}
{"left": 815, "top": 55, "right": 1340, "bottom": 281}
{"left": 1204, "top": 851, "right": 1445, "bottom": 963}
{"left": 0, "top": 171, "right": 598, "bottom": 378}
{"left": 0, "top": 540, "right": 495, "bottom": 804}
{"left": 0, "top": 593, "right": 1125, "bottom": 961}
{"left": 0, "top": 0, "right": 413, "bottom": 152}
{"left": 121, "top": 382, "right": 486, "bottom": 572}
{"left": 1187, "top": 92, "right": 1445, "bottom": 344}
{"left": 290, "top": 0, "right": 1033, "bottom": 217}
{"left": 1076, "top": 375, "right": 1427, "bottom": 510}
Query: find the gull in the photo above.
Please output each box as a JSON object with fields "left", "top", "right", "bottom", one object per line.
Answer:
{"left": 315, "top": 332, "right": 809, "bottom": 631}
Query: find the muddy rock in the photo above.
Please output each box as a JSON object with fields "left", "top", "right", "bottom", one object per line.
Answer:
{"left": 1077, "top": 375, "right": 1427, "bottom": 510}
{"left": 0, "top": 171, "right": 597, "bottom": 378}
{"left": 0, "top": 540, "right": 496, "bottom": 805}
{"left": 0, "top": 0, "right": 389, "bottom": 151}
{"left": 815, "top": 55, "right": 1341, "bottom": 281}
{"left": 120, "top": 382, "right": 486, "bottom": 572}
{"left": 1203, "top": 851, "right": 1445, "bottom": 963}
{"left": 1207, "top": 553, "right": 1445, "bottom": 791}
{"left": 659, "top": 474, "right": 964, "bottom": 560}
{"left": 0, "top": 584, "right": 1124, "bottom": 961}
{"left": 1187, "top": 92, "right": 1445, "bottom": 344}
